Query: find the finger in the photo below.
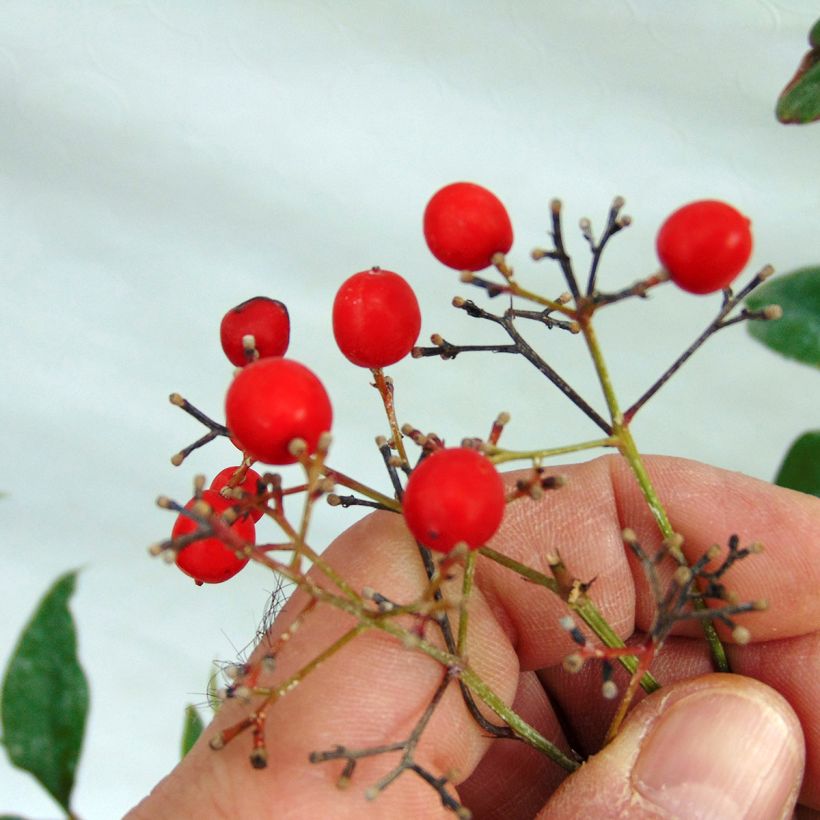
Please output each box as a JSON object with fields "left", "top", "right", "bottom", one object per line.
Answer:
{"left": 540, "top": 631, "right": 820, "bottom": 808}
{"left": 129, "top": 510, "right": 553, "bottom": 818}
{"left": 479, "top": 455, "right": 820, "bottom": 672}
{"left": 538, "top": 674, "right": 805, "bottom": 820}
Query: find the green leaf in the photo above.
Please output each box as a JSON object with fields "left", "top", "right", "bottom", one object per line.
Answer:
{"left": 180, "top": 704, "right": 204, "bottom": 758}
{"left": 1, "top": 572, "right": 89, "bottom": 815}
{"left": 776, "top": 50, "right": 820, "bottom": 124}
{"left": 775, "top": 430, "right": 820, "bottom": 496}
{"left": 746, "top": 267, "right": 820, "bottom": 367}
{"left": 777, "top": 19, "right": 820, "bottom": 124}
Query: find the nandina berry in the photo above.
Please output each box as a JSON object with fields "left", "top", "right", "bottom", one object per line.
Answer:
{"left": 402, "top": 447, "right": 506, "bottom": 552}
{"left": 210, "top": 465, "right": 264, "bottom": 522}
{"left": 225, "top": 357, "right": 332, "bottom": 465}
{"left": 220, "top": 297, "right": 290, "bottom": 367}
{"left": 172, "top": 490, "right": 254, "bottom": 584}
{"left": 423, "top": 182, "right": 514, "bottom": 271}
{"left": 332, "top": 268, "right": 422, "bottom": 368}
{"left": 656, "top": 200, "right": 753, "bottom": 294}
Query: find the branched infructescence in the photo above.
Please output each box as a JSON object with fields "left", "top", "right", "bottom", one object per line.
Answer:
{"left": 310, "top": 669, "right": 472, "bottom": 818}
{"left": 151, "top": 190, "right": 780, "bottom": 815}
{"left": 558, "top": 530, "right": 767, "bottom": 741}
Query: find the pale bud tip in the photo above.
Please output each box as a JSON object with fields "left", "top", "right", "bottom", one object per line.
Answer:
{"left": 763, "top": 304, "right": 783, "bottom": 320}
{"left": 602, "top": 680, "right": 618, "bottom": 700}
{"left": 288, "top": 438, "right": 308, "bottom": 456}
{"left": 170, "top": 453, "right": 185, "bottom": 466}
{"left": 559, "top": 615, "right": 575, "bottom": 631}
{"left": 732, "top": 625, "right": 751, "bottom": 645}
{"left": 563, "top": 653, "right": 584, "bottom": 674}
{"left": 622, "top": 528, "right": 637, "bottom": 543}
{"left": 209, "top": 735, "right": 226, "bottom": 750}
{"left": 169, "top": 392, "right": 184, "bottom": 406}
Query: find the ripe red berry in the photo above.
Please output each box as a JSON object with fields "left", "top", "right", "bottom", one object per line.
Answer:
{"left": 220, "top": 297, "right": 290, "bottom": 367}
{"left": 402, "top": 447, "right": 506, "bottom": 553}
{"left": 210, "top": 465, "right": 264, "bottom": 522}
{"left": 332, "top": 268, "right": 422, "bottom": 368}
{"left": 172, "top": 490, "right": 254, "bottom": 584}
{"left": 423, "top": 182, "right": 514, "bottom": 272}
{"left": 225, "top": 357, "right": 332, "bottom": 465}
{"left": 656, "top": 200, "right": 753, "bottom": 294}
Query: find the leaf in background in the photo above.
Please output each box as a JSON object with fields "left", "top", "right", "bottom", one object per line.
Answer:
{"left": 776, "top": 18, "right": 820, "bottom": 124}
{"left": 746, "top": 267, "right": 820, "bottom": 367}
{"left": 1, "top": 572, "right": 89, "bottom": 815}
{"left": 180, "top": 704, "right": 204, "bottom": 758}
{"left": 774, "top": 430, "right": 820, "bottom": 496}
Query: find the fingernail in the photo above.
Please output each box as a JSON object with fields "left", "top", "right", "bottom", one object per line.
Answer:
{"left": 633, "top": 689, "right": 801, "bottom": 819}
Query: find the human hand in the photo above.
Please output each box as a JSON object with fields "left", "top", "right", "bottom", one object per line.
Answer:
{"left": 128, "top": 456, "right": 819, "bottom": 818}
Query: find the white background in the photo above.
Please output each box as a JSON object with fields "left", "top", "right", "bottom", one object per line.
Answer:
{"left": 1, "top": 2, "right": 818, "bottom": 817}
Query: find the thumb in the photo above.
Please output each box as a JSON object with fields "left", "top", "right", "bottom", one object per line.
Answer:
{"left": 540, "top": 674, "right": 804, "bottom": 819}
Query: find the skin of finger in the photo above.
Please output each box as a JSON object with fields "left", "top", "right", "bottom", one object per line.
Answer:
{"left": 127, "top": 511, "right": 538, "bottom": 819}
{"left": 607, "top": 456, "right": 820, "bottom": 641}
{"left": 729, "top": 633, "right": 820, "bottom": 809}
{"left": 478, "top": 456, "right": 819, "bottom": 673}
{"left": 539, "top": 632, "right": 819, "bottom": 810}
{"left": 536, "top": 674, "right": 805, "bottom": 820}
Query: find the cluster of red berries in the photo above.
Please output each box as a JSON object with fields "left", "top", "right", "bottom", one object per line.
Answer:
{"left": 169, "top": 182, "right": 755, "bottom": 584}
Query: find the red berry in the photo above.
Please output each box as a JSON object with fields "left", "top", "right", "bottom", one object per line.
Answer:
{"left": 656, "top": 200, "right": 753, "bottom": 294}
{"left": 220, "top": 297, "right": 290, "bottom": 367}
{"left": 172, "top": 490, "right": 254, "bottom": 584}
{"left": 210, "top": 465, "right": 264, "bottom": 522}
{"left": 402, "top": 447, "right": 506, "bottom": 552}
{"left": 225, "top": 358, "right": 332, "bottom": 465}
{"left": 423, "top": 182, "right": 513, "bottom": 271}
{"left": 332, "top": 268, "right": 422, "bottom": 368}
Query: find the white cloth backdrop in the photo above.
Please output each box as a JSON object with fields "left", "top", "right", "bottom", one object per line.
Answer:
{"left": 1, "top": 2, "right": 818, "bottom": 816}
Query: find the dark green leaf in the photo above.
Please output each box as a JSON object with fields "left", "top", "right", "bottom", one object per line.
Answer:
{"left": 180, "top": 704, "right": 204, "bottom": 758}
{"left": 0, "top": 815, "right": 30, "bottom": 819}
{"left": 809, "top": 18, "right": 820, "bottom": 49}
{"left": 746, "top": 267, "right": 820, "bottom": 367}
{"left": 775, "top": 430, "right": 820, "bottom": 496}
{"left": 1, "top": 572, "right": 89, "bottom": 814}
{"left": 776, "top": 50, "right": 820, "bottom": 124}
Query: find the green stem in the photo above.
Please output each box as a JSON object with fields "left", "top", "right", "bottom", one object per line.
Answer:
{"left": 478, "top": 546, "right": 660, "bottom": 693}
{"left": 458, "top": 550, "right": 476, "bottom": 655}
{"left": 580, "top": 314, "right": 729, "bottom": 672}
{"left": 487, "top": 436, "right": 617, "bottom": 465}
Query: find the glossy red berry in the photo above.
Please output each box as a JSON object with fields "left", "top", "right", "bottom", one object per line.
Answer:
{"left": 220, "top": 297, "right": 290, "bottom": 367}
{"left": 210, "top": 465, "right": 264, "bottom": 522}
{"left": 225, "top": 357, "right": 332, "bottom": 465}
{"left": 332, "top": 268, "right": 422, "bottom": 368}
{"left": 402, "top": 447, "right": 506, "bottom": 553}
{"left": 423, "top": 182, "right": 514, "bottom": 271}
{"left": 656, "top": 200, "right": 753, "bottom": 294}
{"left": 172, "top": 490, "right": 254, "bottom": 584}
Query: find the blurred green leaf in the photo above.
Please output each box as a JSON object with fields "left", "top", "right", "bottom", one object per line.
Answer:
{"left": 775, "top": 431, "right": 820, "bottom": 496}
{"left": 180, "top": 704, "right": 204, "bottom": 758}
{"left": 746, "top": 267, "right": 820, "bottom": 367}
{"left": 1, "top": 572, "right": 89, "bottom": 815}
{"left": 777, "top": 18, "right": 820, "bottom": 124}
